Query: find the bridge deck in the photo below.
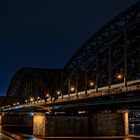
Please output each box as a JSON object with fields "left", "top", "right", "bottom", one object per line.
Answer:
{"left": 2, "top": 79, "right": 140, "bottom": 112}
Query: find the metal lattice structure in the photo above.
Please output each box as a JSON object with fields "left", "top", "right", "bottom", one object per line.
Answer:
{"left": 4, "top": 68, "right": 62, "bottom": 105}
{"left": 3, "top": 1, "right": 140, "bottom": 106}
{"left": 61, "top": 1, "right": 140, "bottom": 96}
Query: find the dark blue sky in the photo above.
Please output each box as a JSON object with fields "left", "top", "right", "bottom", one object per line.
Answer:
{"left": 0, "top": 0, "right": 138, "bottom": 95}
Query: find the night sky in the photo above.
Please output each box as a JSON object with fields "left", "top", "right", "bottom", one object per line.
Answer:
{"left": 0, "top": 0, "right": 138, "bottom": 96}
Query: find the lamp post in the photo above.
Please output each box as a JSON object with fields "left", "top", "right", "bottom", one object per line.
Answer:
{"left": 89, "top": 81, "right": 95, "bottom": 88}
{"left": 30, "top": 97, "right": 34, "bottom": 102}
{"left": 56, "top": 90, "right": 61, "bottom": 96}
{"left": 70, "top": 86, "right": 75, "bottom": 92}
{"left": 117, "top": 74, "right": 123, "bottom": 80}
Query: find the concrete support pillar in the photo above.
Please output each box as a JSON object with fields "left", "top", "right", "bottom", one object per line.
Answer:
{"left": 124, "top": 111, "right": 129, "bottom": 136}
{"left": 33, "top": 113, "right": 46, "bottom": 137}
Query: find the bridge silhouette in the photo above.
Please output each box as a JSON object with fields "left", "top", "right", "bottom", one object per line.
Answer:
{"left": 1, "top": 1, "right": 140, "bottom": 112}
{"left": 0, "top": 1, "right": 140, "bottom": 138}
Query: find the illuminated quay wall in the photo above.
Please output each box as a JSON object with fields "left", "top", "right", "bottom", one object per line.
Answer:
{"left": 0, "top": 111, "right": 129, "bottom": 137}
{"left": 33, "top": 112, "right": 129, "bottom": 137}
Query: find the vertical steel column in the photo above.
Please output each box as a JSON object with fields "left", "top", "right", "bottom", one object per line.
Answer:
{"left": 108, "top": 45, "right": 112, "bottom": 89}
{"left": 85, "top": 47, "right": 88, "bottom": 95}
{"left": 50, "top": 89, "right": 52, "bottom": 101}
{"left": 76, "top": 57, "right": 79, "bottom": 98}
{"left": 85, "top": 66, "right": 87, "bottom": 95}
{"left": 68, "top": 79, "right": 70, "bottom": 98}
{"left": 61, "top": 71, "right": 64, "bottom": 99}
{"left": 95, "top": 49, "right": 98, "bottom": 92}
{"left": 76, "top": 69, "right": 78, "bottom": 98}
{"left": 124, "top": 29, "right": 128, "bottom": 87}
{"left": 139, "top": 43, "right": 140, "bottom": 78}
{"left": 30, "top": 73, "right": 32, "bottom": 98}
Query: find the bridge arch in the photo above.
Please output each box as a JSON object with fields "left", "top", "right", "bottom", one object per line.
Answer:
{"left": 62, "top": 1, "right": 140, "bottom": 94}
{"left": 3, "top": 1, "right": 140, "bottom": 106}
{"left": 5, "top": 68, "right": 62, "bottom": 105}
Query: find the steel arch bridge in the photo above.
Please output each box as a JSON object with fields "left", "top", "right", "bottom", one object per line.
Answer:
{"left": 3, "top": 1, "right": 140, "bottom": 107}
{"left": 4, "top": 68, "right": 62, "bottom": 105}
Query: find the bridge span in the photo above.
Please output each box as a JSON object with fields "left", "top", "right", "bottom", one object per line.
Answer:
{"left": 1, "top": 79, "right": 140, "bottom": 112}
{"left": 0, "top": 1, "right": 140, "bottom": 139}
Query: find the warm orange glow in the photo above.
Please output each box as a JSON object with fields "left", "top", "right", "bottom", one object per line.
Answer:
{"left": 118, "top": 74, "right": 122, "bottom": 79}
{"left": 17, "top": 102, "right": 19, "bottom": 105}
{"left": 56, "top": 90, "right": 61, "bottom": 96}
{"left": 37, "top": 96, "right": 40, "bottom": 100}
{"left": 46, "top": 94, "right": 50, "bottom": 98}
{"left": 33, "top": 113, "right": 46, "bottom": 136}
{"left": 25, "top": 100, "right": 28, "bottom": 103}
{"left": 30, "top": 97, "right": 34, "bottom": 102}
{"left": 124, "top": 111, "right": 129, "bottom": 136}
{"left": 116, "top": 73, "right": 123, "bottom": 80}
{"left": 34, "top": 114, "right": 44, "bottom": 123}
{"left": 70, "top": 86, "right": 75, "bottom": 92}
{"left": 89, "top": 81, "right": 94, "bottom": 87}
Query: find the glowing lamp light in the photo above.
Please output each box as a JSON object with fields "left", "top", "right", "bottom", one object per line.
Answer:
{"left": 78, "top": 111, "right": 86, "bottom": 114}
{"left": 37, "top": 96, "right": 40, "bottom": 100}
{"left": 25, "top": 100, "right": 28, "bottom": 103}
{"left": 117, "top": 74, "right": 123, "bottom": 80}
{"left": 56, "top": 90, "right": 61, "bottom": 96}
{"left": 30, "top": 97, "right": 34, "bottom": 102}
{"left": 46, "top": 94, "right": 50, "bottom": 98}
{"left": 17, "top": 102, "right": 19, "bottom": 105}
{"left": 89, "top": 81, "right": 94, "bottom": 87}
{"left": 70, "top": 86, "right": 75, "bottom": 92}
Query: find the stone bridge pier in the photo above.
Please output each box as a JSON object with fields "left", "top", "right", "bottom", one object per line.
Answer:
{"left": 33, "top": 111, "right": 129, "bottom": 138}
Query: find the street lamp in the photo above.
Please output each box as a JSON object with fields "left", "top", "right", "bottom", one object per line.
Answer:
{"left": 56, "top": 90, "right": 61, "bottom": 96}
{"left": 116, "top": 73, "right": 123, "bottom": 80}
{"left": 30, "top": 97, "right": 34, "bottom": 102}
{"left": 46, "top": 94, "right": 50, "bottom": 98}
{"left": 89, "top": 81, "right": 95, "bottom": 87}
{"left": 70, "top": 86, "right": 75, "bottom": 92}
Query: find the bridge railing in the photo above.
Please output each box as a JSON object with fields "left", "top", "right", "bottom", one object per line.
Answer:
{"left": 2, "top": 79, "right": 140, "bottom": 111}
{"left": 55, "top": 79, "right": 140, "bottom": 103}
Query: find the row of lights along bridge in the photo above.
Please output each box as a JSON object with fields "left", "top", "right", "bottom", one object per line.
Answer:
{"left": 1, "top": 73, "right": 123, "bottom": 110}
